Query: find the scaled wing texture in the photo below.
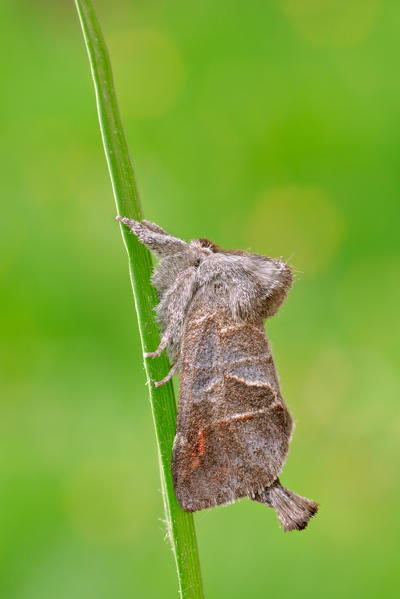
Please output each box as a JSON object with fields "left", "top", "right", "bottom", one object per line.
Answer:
{"left": 173, "top": 294, "right": 293, "bottom": 511}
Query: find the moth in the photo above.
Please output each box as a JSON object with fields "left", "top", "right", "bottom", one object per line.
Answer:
{"left": 117, "top": 216, "right": 318, "bottom": 531}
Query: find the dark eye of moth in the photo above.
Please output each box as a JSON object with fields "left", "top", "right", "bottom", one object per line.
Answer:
{"left": 194, "top": 259, "right": 201, "bottom": 268}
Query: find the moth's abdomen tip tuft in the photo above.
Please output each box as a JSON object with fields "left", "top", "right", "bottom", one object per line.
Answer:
{"left": 254, "top": 480, "right": 318, "bottom": 532}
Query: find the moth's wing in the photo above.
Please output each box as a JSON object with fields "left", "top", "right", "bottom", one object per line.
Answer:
{"left": 172, "top": 303, "right": 294, "bottom": 512}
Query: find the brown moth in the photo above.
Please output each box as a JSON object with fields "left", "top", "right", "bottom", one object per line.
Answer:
{"left": 117, "top": 216, "right": 318, "bottom": 531}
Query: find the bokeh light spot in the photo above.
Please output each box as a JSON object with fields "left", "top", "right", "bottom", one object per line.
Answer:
{"left": 247, "top": 185, "right": 344, "bottom": 273}
{"left": 109, "top": 28, "right": 185, "bottom": 118}
{"left": 281, "top": 0, "right": 380, "bottom": 46}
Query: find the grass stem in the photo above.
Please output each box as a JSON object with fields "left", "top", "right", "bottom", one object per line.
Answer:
{"left": 74, "top": 1, "right": 204, "bottom": 596}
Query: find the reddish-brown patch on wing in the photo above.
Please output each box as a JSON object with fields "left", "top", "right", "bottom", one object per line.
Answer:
{"left": 189, "top": 430, "right": 207, "bottom": 471}
{"left": 197, "top": 430, "right": 206, "bottom": 456}
{"left": 190, "top": 452, "right": 200, "bottom": 470}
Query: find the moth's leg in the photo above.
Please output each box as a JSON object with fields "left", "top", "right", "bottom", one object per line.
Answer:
{"left": 143, "top": 325, "right": 171, "bottom": 359}
{"left": 142, "top": 220, "right": 168, "bottom": 236}
{"left": 116, "top": 216, "right": 187, "bottom": 256}
{"left": 117, "top": 217, "right": 163, "bottom": 249}
{"left": 145, "top": 268, "right": 197, "bottom": 359}
{"left": 153, "top": 362, "right": 178, "bottom": 387}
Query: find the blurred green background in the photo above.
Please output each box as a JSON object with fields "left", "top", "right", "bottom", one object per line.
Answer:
{"left": 1, "top": 0, "right": 400, "bottom": 597}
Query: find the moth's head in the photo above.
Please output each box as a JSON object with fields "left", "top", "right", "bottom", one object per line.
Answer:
{"left": 117, "top": 217, "right": 288, "bottom": 302}
{"left": 188, "top": 238, "right": 259, "bottom": 288}
{"left": 188, "top": 238, "right": 221, "bottom": 264}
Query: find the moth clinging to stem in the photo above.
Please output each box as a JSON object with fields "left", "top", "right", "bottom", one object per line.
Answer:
{"left": 117, "top": 216, "right": 318, "bottom": 531}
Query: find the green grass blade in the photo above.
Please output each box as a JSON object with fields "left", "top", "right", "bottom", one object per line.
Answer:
{"left": 74, "top": 2, "right": 204, "bottom": 596}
